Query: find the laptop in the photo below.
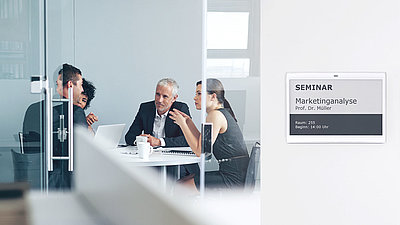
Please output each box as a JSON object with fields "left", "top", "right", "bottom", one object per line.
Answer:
{"left": 94, "top": 124, "right": 126, "bottom": 150}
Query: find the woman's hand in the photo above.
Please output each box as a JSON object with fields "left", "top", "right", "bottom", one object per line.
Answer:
{"left": 173, "top": 108, "right": 190, "bottom": 119}
{"left": 169, "top": 108, "right": 188, "bottom": 127}
{"left": 86, "top": 112, "right": 98, "bottom": 126}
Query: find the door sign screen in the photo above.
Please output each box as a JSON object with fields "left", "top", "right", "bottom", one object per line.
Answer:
{"left": 287, "top": 73, "right": 385, "bottom": 143}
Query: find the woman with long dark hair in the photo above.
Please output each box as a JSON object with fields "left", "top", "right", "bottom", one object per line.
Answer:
{"left": 76, "top": 78, "right": 98, "bottom": 134}
{"left": 169, "top": 78, "right": 249, "bottom": 190}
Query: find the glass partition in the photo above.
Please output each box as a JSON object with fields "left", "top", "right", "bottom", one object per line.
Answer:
{"left": 0, "top": 0, "right": 257, "bottom": 202}
{"left": 200, "top": 0, "right": 260, "bottom": 194}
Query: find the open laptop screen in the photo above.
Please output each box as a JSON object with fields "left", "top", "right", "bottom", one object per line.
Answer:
{"left": 93, "top": 124, "right": 125, "bottom": 149}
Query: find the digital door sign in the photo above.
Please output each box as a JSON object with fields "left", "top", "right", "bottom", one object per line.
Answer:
{"left": 287, "top": 73, "right": 386, "bottom": 143}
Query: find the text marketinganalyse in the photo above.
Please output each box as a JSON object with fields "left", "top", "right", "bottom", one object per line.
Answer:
{"left": 295, "top": 97, "right": 358, "bottom": 106}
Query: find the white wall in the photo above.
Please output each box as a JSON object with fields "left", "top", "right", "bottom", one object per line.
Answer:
{"left": 262, "top": 0, "right": 400, "bottom": 224}
{"left": 74, "top": 0, "right": 203, "bottom": 140}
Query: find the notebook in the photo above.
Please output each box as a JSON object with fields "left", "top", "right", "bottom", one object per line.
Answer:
{"left": 160, "top": 147, "right": 196, "bottom": 156}
{"left": 94, "top": 124, "right": 125, "bottom": 150}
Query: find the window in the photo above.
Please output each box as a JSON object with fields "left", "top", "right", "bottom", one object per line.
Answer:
{"left": 207, "top": 12, "right": 249, "bottom": 49}
{"left": 207, "top": 58, "right": 250, "bottom": 78}
{"left": 206, "top": 0, "right": 259, "bottom": 78}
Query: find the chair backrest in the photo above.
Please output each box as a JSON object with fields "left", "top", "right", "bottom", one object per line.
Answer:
{"left": 11, "top": 149, "right": 43, "bottom": 189}
{"left": 22, "top": 101, "right": 43, "bottom": 154}
{"left": 244, "top": 142, "right": 260, "bottom": 192}
{"left": 18, "top": 132, "right": 24, "bottom": 154}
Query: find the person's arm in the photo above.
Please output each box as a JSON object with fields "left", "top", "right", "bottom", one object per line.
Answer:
{"left": 169, "top": 109, "right": 224, "bottom": 156}
{"left": 164, "top": 103, "right": 192, "bottom": 147}
{"left": 125, "top": 104, "right": 144, "bottom": 145}
{"left": 174, "top": 109, "right": 200, "bottom": 138}
{"left": 186, "top": 116, "right": 200, "bottom": 138}
{"left": 169, "top": 109, "right": 201, "bottom": 155}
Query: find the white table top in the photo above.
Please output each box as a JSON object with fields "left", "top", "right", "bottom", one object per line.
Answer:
{"left": 115, "top": 146, "right": 201, "bottom": 167}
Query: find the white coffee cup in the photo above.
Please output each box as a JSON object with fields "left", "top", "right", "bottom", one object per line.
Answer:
{"left": 134, "top": 135, "right": 148, "bottom": 145}
{"left": 138, "top": 142, "right": 153, "bottom": 160}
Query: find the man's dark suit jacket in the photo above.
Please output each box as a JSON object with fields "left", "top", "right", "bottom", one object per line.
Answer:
{"left": 125, "top": 100, "right": 191, "bottom": 147}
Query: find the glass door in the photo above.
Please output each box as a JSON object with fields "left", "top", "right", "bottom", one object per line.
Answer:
{"left": 0, "top": 0, "right": 47, "bottom": 190}
{"left": 200, "top": 0, "right": 261, "bottom": 194}
{"left": 0, "top": 0, "right": 76, "bottom": 192}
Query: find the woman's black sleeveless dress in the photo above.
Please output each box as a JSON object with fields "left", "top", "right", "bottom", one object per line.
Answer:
{"left": 194, "top": 108, "right": 249, "bottom": 189}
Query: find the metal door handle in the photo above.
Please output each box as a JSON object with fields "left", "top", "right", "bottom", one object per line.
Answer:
{"left": 47, "top": 87, "right": 74, "bottom": 172}
{"left": 46, "top": 88, "right": 53, "bottom": 171}
{"left": 68, "top": 87, "right": 73, "bottom": 171}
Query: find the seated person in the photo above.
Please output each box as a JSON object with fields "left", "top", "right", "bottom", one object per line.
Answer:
{"left": 169, "top": 78, "right": 249, "bottom": 190}
{"left": 50, "top": 63, "right": 88, "bottom": 190}
{"left": 21, "top": 63, "right": 87, "bottom": 190}
{"left": 125, "top": 78, "right": 190, "bottom": 147}
{"left": 76, "top": 78, "right": 98, "bottom": 133}
{"left": 125, "top": 78, "right": 199, "bottom": 177}
{"left": 21, "top": 64, "right": 87, "bottom": 154}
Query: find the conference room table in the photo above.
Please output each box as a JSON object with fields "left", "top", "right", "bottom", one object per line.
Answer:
{"left": 115, "top": 146, "right": 201, "bottom": 191}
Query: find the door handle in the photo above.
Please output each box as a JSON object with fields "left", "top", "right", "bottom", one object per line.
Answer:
{"left": 46, "top": 87, "right": 53, "bottom": 171}
{"left": 47, "top": 87, "right": 74, "bottom": 172}
{"left": 68, "top": 87, "right": 74, "bottom": 171}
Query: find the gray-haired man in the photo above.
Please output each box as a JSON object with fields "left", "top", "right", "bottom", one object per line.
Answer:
{"left": 125, "top": 78, "right": 190, "bottom": 147}
{"left": 125, "top": 78, "right": 199, "bottom": 178}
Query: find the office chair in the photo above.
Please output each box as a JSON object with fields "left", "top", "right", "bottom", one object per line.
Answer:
{"left": 11, "top": 149, "right": 43, "bottom": 189}
{"left": 244, "top": 142, "right": 260, "bottom": 192}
